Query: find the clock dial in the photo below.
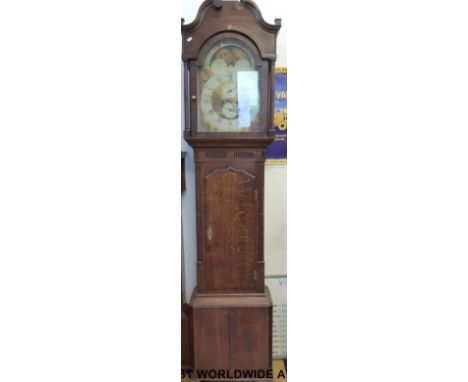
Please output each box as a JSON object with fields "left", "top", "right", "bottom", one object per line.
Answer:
{"left": 222, "top": 102, "right": 237, "bottom": 119}
{"left": 197, "top": 39, "right": 260, "bottom": 132}
{"left": 234, "top": 59, "right": 251, "bottom": 70}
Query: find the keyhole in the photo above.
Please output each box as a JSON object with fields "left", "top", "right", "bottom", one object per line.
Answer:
{"left": 207, "top": 227, "right": 213, "bottom": 241}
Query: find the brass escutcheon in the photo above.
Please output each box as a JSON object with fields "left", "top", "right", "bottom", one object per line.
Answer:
{"left": 207, "top": 227, "right": 213, "bottom": 241}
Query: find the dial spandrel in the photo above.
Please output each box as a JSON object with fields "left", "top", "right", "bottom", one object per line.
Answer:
{"left": 197, "top": 39, "right": 260, "bottom": 133}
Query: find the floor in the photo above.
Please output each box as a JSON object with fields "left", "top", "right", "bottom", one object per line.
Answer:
{"left": 181, "top": 359, "right": 287, "bottom": 381}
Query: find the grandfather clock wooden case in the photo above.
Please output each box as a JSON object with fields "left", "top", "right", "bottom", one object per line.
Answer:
{"left": 182, "top": 1, "right": 280, "bottom": 379}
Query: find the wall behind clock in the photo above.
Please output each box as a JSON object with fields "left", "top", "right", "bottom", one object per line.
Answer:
{"left": 181, "top": 0, "right": 287, "bottom": 301}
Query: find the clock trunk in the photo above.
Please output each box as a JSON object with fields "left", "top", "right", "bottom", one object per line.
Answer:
{"left": 194, "top": 148, "right": 266, "bottom": 293}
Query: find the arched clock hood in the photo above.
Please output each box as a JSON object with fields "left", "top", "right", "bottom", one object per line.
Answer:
{"left": 181, "top": 0, "right": 281, "bottom": 61}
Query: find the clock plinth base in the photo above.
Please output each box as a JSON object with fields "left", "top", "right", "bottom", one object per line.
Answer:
{"left": 189, "top": 288, "right": 273, "bottom": 381}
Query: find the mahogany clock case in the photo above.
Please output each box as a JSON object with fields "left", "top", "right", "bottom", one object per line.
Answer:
{"left": 182, "top": 1, "right": 281, "bottom": 379}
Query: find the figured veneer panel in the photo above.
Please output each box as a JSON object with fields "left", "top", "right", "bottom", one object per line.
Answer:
{"left": 204, "top": 167, "right": 258, "bottom": 292}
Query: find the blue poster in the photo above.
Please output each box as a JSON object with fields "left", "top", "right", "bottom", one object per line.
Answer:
{"left": 266, "top": 67, "right": 287, "bottom": 163}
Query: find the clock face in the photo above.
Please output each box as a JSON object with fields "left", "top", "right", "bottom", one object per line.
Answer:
{"left": 197, "top": 39, "right": 260, "bottom": 132}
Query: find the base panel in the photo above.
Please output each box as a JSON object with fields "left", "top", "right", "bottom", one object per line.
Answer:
{"left": 190, "top": 288, "right": 273, "bottom": 380}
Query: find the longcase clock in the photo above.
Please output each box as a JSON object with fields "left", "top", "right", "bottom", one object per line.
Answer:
{"left": 181, "top": 1, "right": 281, "bottom": 379}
